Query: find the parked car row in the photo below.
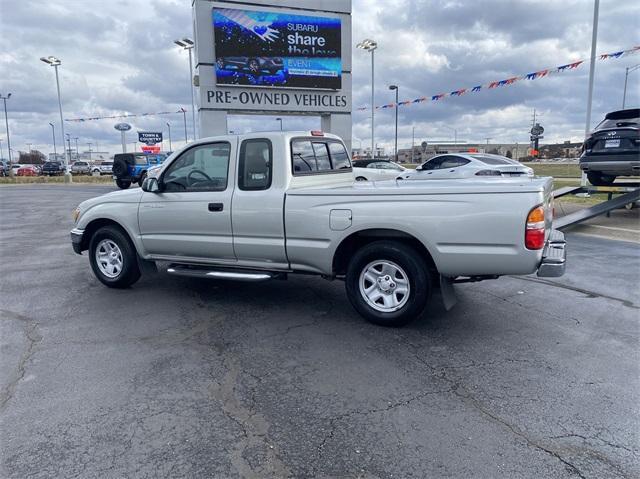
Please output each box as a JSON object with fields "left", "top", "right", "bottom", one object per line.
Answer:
{"left": 0, "top": 160, "right": 119, "bottom": 177}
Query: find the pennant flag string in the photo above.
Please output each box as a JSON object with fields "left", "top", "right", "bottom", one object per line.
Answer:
{"left": 355, "top": 45, "right": 639, "bottom": 112}
{"left": 66, "top": 108, "right": 188, "bottom": 123}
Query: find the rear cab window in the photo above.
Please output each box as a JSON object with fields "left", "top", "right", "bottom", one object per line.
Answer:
{"left": 291, "top": 138, "right": 351, "bottom": 175}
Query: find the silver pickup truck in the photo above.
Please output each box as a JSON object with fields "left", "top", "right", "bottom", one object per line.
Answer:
{"left": 70, "top": 131, "right": 566, "bottom": 326}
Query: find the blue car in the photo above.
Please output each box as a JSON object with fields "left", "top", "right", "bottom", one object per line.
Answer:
{"left": 112, "top": 152, "right": 167, "bottom": 189}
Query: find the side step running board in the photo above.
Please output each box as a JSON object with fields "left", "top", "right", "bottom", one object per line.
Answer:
{"left": 167, "top": 264, "right": 283, "bottom": 282}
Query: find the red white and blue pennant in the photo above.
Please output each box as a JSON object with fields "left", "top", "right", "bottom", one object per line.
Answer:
{"left": 356, "top": 46, "right": 639, "bottom": 111}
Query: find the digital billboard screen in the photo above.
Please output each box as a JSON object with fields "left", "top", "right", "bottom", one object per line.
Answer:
{"left": 213, "top": 8, "right": 341, "bottom": 90}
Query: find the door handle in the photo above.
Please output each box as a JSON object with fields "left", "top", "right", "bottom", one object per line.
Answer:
{"left": 208, "top": 203, "right": 224, "bottom": 212}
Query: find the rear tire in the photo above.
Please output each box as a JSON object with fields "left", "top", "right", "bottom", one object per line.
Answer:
{"left": 116, "top": 179, "right": 131, "bottom": 189}
{"left": 89, "top": 225, "right": 141, "bottom": 288}
{"left": 355, "top": 176, "right": 367, "bottom": 182}
{"left": 345, "top": 241, "right": 431, "bottom": 327}
{"left": 587, "top": 171, "right": 616, "bottom": 186}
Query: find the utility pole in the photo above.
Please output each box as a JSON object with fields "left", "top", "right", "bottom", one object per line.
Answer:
{"left": 73, "top": 137, "right": 79, "bottom": 161}
{"left": 87, "top": 142, "right": 92, "bottom": 162}
{"left": 622, "top": 64, "right": 640, "bottom": 108}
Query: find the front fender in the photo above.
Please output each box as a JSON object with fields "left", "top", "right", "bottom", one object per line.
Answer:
{"left": 75, "top": 195, "right": 147, "bottom": 257}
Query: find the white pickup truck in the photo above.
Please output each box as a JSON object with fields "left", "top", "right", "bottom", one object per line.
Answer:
{"left": 70, "top": 131, "right": 565, "bottom": 326}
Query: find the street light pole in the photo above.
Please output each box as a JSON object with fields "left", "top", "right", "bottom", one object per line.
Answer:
{"left": 0, "top": 93, "right": 12, "bottom": 163}
{"left": 174, "top": 38, "right": 197, "bottom": 141}
{"left": 87, "top": 142, "right": 92, "bottom": 162}
{"left": 181, "top": 108, "right": 188, "bottom": 144}
{"left": 40, "top": 56, "right": 71, "bottom": 182}
{"left": 582, "top": 0, "right": 599, "bottom": 187}
{"left": 166, "top": 122, "right": 172, "bottom": 151}
{"left": 622, "top": 64, "right": 640, "bottom": 108}
{"left": 74, "top": 137, "right": 79, "bottom": 160}
{"left": 389, "top": 85, "right": 399, "bottom": 162}
{"left": 357, "top": 39, "right": 377, "bottom": 159}
{"left": 49, "top": 122, "right": 56, "bottom": 158}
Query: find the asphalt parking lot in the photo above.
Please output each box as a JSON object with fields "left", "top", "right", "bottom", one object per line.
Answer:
{"left": 1, "top": 185, "right": 638, "bottom": 478}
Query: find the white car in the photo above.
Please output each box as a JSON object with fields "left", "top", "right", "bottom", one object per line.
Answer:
{"left": 352, "top": 160, "right": 407, "bottom": 181}
{"left": 399, "top": 153, "right": 534, "bottom": 180}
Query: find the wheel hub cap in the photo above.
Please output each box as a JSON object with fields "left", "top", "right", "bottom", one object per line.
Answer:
{"left": 359, "top": 260, "right": 410, "bottom": 313}
{"left": 95, "top": 239, "right": 123, "bottom": 278}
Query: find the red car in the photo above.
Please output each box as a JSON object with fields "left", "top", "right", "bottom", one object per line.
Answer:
{"left": 17, "top": 165, "right": 38, "bottom": 176}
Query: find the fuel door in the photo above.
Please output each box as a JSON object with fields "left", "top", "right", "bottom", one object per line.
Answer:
{"left": 330, "top": 209, "right": 352, "bottom": 231}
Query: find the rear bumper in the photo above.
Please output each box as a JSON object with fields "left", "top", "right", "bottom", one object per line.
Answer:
{"left": 537, "top": 230, "right": 566, "bottom": 278}
{"left": 580, "top": 155, "right": 640, "bottom": 175}
{"left": 70, "top": 228, "right": 84, "bottom": 255}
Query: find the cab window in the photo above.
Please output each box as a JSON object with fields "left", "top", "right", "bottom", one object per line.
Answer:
{"left": 239, "top": 139, "right": 272, "bottom": 190}
{"left": 162, "top": 142, "right": 230, "bottom": 192}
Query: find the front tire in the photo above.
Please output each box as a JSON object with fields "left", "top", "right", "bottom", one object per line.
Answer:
{"left": 89, "top": 226, "right": 141, "bottom": 288}
{"left": 345, "top": 241, "right": 431, "bottom": 327}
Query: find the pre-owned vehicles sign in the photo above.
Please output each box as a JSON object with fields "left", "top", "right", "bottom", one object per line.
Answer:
{"left": 213, "top": 8, "right": 341, "bottom": 90}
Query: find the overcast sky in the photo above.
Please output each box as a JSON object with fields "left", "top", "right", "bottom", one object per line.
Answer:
{"left": 1, "top": 0, "right": 639, "bottom": 157}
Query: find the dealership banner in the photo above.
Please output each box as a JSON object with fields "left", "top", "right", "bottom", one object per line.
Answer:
{"left": 138, "top": 132, "right": 163, "bottom": 145}
{"left": 356, "top": 45, "right": 640, "bottom": 111}
{"left": 213, "top": 8, "right": 341, "bottom": 90}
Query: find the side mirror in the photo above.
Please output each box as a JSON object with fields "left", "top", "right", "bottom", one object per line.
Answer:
{"left": 415, "top": 165, "right": 423, "bottom": 171}
{"left": 142, "top": 177, "right": 160, "bottom": 193}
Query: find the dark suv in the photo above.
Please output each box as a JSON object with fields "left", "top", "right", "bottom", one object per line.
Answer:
{"left": 42, "top": 161, "right": 65, "bottom": 176}
{"left": 579, "top": 108, "right": 640, "bottom": 185}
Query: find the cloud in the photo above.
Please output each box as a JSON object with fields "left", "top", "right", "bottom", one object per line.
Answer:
{"left": 1, "top": 0, "right": 639, "bottom": 157}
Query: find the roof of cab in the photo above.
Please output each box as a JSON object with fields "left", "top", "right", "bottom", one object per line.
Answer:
{"left": 192, "top": 130, "right": 343, "bottom": 144}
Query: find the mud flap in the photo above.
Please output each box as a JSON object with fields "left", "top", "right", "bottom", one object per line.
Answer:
{"left": 439, "top": 275, "right": 458, "bottom": 311}
{"left": 137, "top": 256, "right": 158, "bottom": 275}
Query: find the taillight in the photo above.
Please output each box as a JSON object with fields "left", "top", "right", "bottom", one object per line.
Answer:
{"left": 525, "top": 205, "right": 546, "bottom": 250}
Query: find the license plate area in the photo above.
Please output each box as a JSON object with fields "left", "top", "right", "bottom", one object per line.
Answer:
{"left": 604, "top": 139, "right": 620, "bottom": 148}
